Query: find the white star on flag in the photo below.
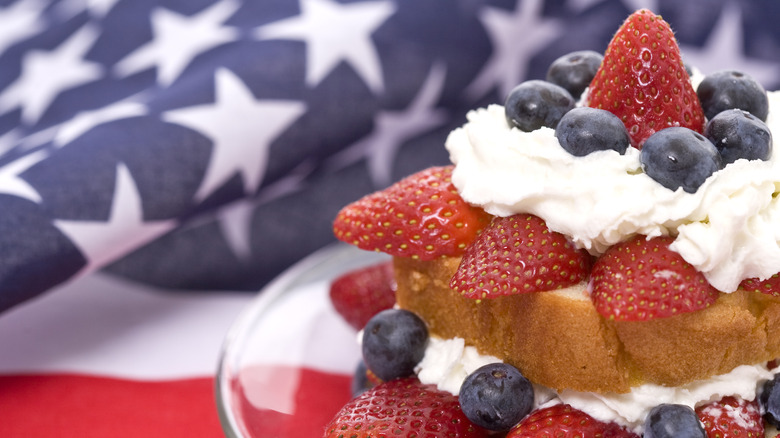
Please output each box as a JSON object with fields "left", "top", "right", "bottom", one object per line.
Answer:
{"left": 255, "top": 0, "right": 395, "bottom": 94}
{"left": 466, "top": 0, "right": 563, "bottom": 101}
{"left": 0, "top": 150, "right": 48, "bottom": 203}
{"left": 0, "top": 0, "right": 47, "bottom": 56}
{"left": 54, "top": 163, "right": 176, "bottom": 273}
{"left": 0, "top": 23, "right": 103, "bottom": 125}
{"left": 163, "top": 68, "right": 307, "bottom": 201}
{"left": 114, "top": 0, "right": 241, "bottom": 86}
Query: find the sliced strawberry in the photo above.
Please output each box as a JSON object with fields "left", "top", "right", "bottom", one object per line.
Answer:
{"left": 506, "top": 404, "right": 639, "bottom": 438}
{"left": 587, "top": 9, "right": 705, "bottom": 148}
{"left": 590, "top": 235, "right": 719, "bottom": 321}
{"left": 696, "top": 396, "right": 764, "bottom": 438}
{"left": 741, "top": 273, "right": 780, "bottom": 298}
{"left": 450, "top": 214, "right": 591, "bottom": 299}
{"left": 323, "top": 377, "right": 490, "bottom": 438}
{"left": 333, "top": 166, "right": 491, "bottom": 260}
{"left": 329, "top": 261, "right": 396, "bottom": 330}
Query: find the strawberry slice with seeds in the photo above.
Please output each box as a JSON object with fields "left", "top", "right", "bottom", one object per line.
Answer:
{"left": 506, "top": 404, "right": 639, "bottom": 438}
{"left": 696, "top": 396, "right": 764, "bottom": 438}
{"left": 741, "top": 273, "right": 780, "bottom": 298}
{"left": 587, "top": 9, "right": 705, "bottom": 148}
{"left": 590, "top": 235, "right": 719, "bottom": 321}
{"left": 323, "top": 377, "right": 490, "bottom": 438}
{"left": 333, "top": 166, "right": 490, "bottom": 260}
{"left": 450, "top": 214, "right": 591, "bottom": 299}
{"left": 329, "top": 261, "right": 396, "bottom": 330}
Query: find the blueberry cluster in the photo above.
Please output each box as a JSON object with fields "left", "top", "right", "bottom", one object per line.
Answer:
{"left": 504, "top": 50, "right": 773, "bottom": 194}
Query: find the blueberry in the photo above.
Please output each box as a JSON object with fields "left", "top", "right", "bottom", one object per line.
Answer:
{"left": 505, "top": 80, "right": 575, "bottom": 132}
{"left": 555, "top": 107, "right": 630, "bottom": 156}
{"left": 351, "top": 360, "right": 371, "bottom": 397}
{"left": 697, "top": 70, "right": 769, "bottom": 121}
{"left": 546, "top": 50, "right": 603, "bottom": 99}
{"left": 640, "top": 127, "right": 722, "bottom": 193}
{"left": 458, "top": 363, "right": 534, "bottom": 431}
{"left": 361, "top": 309, "right": 428, "bottom": 382}
{"left": 704, "top": 108, "right": 772, "bottom": 165}
{"left": 644, "top": 404, "right": 706, "bottom": 438}
{"left": 760, "top": 374, "right": 780, "bottom": 427}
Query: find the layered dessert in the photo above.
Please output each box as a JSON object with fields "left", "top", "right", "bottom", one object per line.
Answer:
{"left": 324, "top": 9, "right": 780, "bottom": 437}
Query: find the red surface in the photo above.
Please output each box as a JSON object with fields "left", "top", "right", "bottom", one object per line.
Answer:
{"left": 0, "top": 374, "right": 223, "bottom": 438}
{"left": 237, "top": 365, "right": 352, "bottom": 438}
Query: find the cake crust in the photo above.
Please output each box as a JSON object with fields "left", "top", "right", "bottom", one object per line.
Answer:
{"left": 394, "top": 256, "right": 780, "bottom": 394}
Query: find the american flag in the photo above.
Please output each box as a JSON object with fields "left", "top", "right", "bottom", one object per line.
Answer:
{"left": 0, "top": 0, "right": 779, "bottom": 436}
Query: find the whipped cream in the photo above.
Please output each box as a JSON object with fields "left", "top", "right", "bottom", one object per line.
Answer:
{"left": 445, "top": 94, "right": 780, "bottom": 293}
{"left": 416, "top": 336, "right": 779, "bottom": 434}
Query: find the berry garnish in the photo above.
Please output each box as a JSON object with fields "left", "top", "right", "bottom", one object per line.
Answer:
{"left": 506, "top": 404, "right": 639, "bottom": 438}
{"left": 590, "top": 235, "right": 719, "bottom": 321}
{"left": 505, "top": 80, "right": 575, "bottom": 132}
{"left": 555, "top": 106, "right": 631, "bottom": 156}
{"left": 546, "top": 50, "right": 603, "bottom": 99}
{"left": 329, "top": 261, "right": 396, "bottom": 330}
{"left": 645, "top": 404, "right": 706, "bottom": 438}
{"left": 640, "top": 127, "right": 722, "bottom": 193}
{"left": 697, "top": 70, "right": 769, "bottom": 121}
{"left": 704, "top": 109, "right": 773, "bottom": 165}
{"left": 323, "top": 377, "right": 490, "bottom": 438}
{"left": 696, "top": 396, "right": 764, "bottom": 438}
{"left": 761, "top": 374, "right": 780, "bottom": 428}
{"left": 333, "top": 166, "right": 490, "bottom": 260}
{"left": 458, "top": 363, "right": 534, "bottom": 431}
{"left": 450, "top": 214, "right": 591, "bottom": 300}
{"left": 587, "top": 9, "right": 705, "bottom": 148}
{"left": 361, "top": 309, "right": 428, "bottom": 382}
{"left": 741, "top": 273, "right": 780, "bottom": 297}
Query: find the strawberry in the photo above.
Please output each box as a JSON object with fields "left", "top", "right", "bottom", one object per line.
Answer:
{"left": 450, "top": 214, "right": 591, "bottom": 299}
{"left": 741, "top": 273, "right": 780, "bottom": 298}
{"left": 333, "top": 166, "right": 491, "bottom": 260}
{"left": 590, "top": 235, "right": 719, "bottom": 321}
{"left": 506, "top": 404, "right": 639, "bottom": 438}
{"left": 329, "top": 261, "right": 396, "bottom": 330}
{"left": 323, "top": 377, "right": 489, "bottom": 438}
{"left": 587, "top": 9, "right": 705, "bottom": 148}
{"left": 696, "top": 396, "right": 764, "bottom": 438}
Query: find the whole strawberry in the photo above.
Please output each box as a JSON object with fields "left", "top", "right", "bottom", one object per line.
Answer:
{"left": 741, "top": 273, "right": 780, "bottom": 298}
{"left": 588, "top": 9, "right": 705, "bottom": 148}
{"left": 329, "top": 261, "right": 396, "bottom": 330}
{"left": 696, "top": 396, "right": 764, "bottom": 438}
{"left": 333, "top": 166, "right": 491, "bottom": 260}
{"left": 450, "top": 214, "right": 591, "bottom": 299}
{"left": 322, "top": 377, "right": 489, "bottom": 438}
{"left": 590, "top": 235, "right": 719, "bottom": 321}
{"left": 506, "top": 404, "right": 639, "bottom": 438}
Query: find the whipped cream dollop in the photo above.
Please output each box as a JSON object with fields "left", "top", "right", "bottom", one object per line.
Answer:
{"left": 445, "top": 93, "right": 780, "bottom": 293}
{"left": 416, "top": 336, "right": 779, "bottom": 434}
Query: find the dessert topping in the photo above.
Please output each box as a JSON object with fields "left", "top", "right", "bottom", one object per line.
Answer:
{"left": 505, "top": 404, "right": 639, "bottom": 438}
{"left": 555, "top": 106, "right": 631, "bottom": 156}
{"left": 741, "top": 273, "right": 780, "bottom": 298}
{"left": 458, "top": 363, "right": 534, "bottom": 431}
{"left": 695, "top": 396, "right": 764, "bottom": 438}
{"left": 639, "top": 127, "right": 722, "bottom": 193}
{"left": 587, "top": 9, "right": 705, "bottom": 148}
{"left": 589, "top": 235, "right": 719, "bottom": 321}
{"left": 450, "top": 214, "right": 591, "bottom": 299}
{"left": 323, "top": 377, "right": 490, "bottom": 438}
{"left": 361, "top": 309, "right": 428, "bottom": 382}
{"left": 333, "top": 165, "right": 490, "bottom": 260}
{"left": 504, "top": 80, "right": 575, "bottom": 132}
{"left": 698, "top": 70, "right": 769, "bottom": 122}
{"left": 705, "top": 108, "right": 773, "bottom": 165}
{"left": 644, "top": 404, "right": 706, "bottom": 438}
{"left": 328, "top": 261, "right": 396, "bottom": 330}
{"left": 546, "top": 50, "right": 603, "bottom": 99}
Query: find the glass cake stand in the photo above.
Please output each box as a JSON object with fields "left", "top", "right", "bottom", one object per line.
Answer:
{"left": 216, "top": 243, "right": 390, "bottom": 438}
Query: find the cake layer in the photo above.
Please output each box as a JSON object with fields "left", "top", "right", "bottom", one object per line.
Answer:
{"left": 394, "top": 256, "right": 780, "bottom": 394}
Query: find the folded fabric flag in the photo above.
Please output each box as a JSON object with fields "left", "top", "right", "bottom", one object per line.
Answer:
{"left": 1, "top": 0, "right": 780, "bottom": 315}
